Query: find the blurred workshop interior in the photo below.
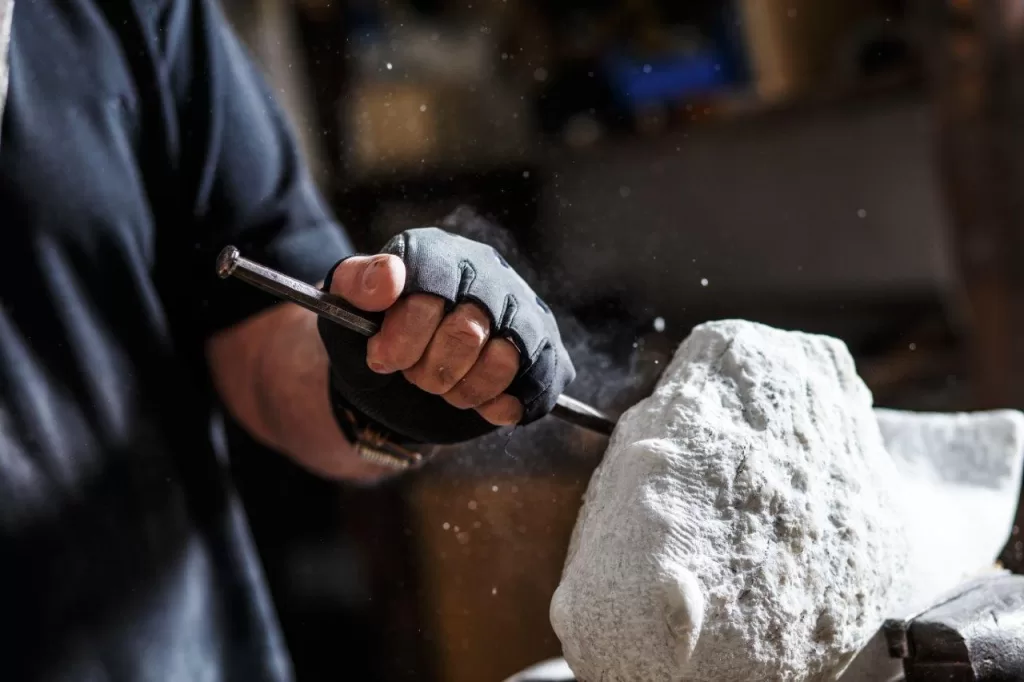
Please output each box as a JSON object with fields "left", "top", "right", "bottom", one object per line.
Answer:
{"left": 219, "top": 1, "right": 1024, "bottom": 680}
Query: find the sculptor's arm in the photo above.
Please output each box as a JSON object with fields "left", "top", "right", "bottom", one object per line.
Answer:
{"left": 147, "top": 0, "right": 373, "bottom": 479}
{"left": 207, "top": 250, "right": 526, "bottom": 481}
{"left": 207, "top": 302, "right": 373, "bottom": 480}
{"left": 163, "top": 0, "right": 542, "bottom": 481}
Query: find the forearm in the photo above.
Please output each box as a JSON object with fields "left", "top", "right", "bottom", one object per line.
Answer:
{"left": 207, "top": 302, "right": 390, "bottom": 482}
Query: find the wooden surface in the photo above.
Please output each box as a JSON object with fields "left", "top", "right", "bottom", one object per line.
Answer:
{"left": 406, "top": 472, "right": 590, "bottom": 682}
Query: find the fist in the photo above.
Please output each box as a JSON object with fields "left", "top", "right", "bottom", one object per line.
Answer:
{"left": 329, "top": 254, "right": 523, "bottom": 426}
{"left": 318, "top": 224, "right": 576, "bottom": 446}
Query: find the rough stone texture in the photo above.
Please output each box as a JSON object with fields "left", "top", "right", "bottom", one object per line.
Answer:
{"left": 524, "top": 342, "right": 1024, "bottom": 682}
{"left": 552, "top": 319, "right": 1024, "bottom": 679}
{"left": 551, "top": 320, "right": 912, "bottom": 681}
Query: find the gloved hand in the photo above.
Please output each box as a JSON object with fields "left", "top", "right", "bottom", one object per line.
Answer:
{"left": 317, "top": 224, "right": 576, "bottom": 445}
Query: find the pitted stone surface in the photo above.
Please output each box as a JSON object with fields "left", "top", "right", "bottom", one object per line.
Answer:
{"left": 551, "top": 320, "right": 913, "bottom": 682}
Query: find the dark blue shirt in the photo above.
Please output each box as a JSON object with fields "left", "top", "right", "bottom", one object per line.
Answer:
{"left": 0, "top": 0, "right": 351, "bottom": 679}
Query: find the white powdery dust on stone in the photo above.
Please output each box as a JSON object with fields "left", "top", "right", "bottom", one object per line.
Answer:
{"left": 550, "top": 320, "right": 912, "bottom": 682}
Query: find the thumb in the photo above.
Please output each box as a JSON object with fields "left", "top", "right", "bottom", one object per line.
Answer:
{"left": 329, "top": 254, "right": 406, "bottom": 312}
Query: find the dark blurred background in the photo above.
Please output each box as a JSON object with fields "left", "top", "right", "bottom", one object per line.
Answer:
{"left": 217, "top": 1, "right": 1024, "bottom": 679}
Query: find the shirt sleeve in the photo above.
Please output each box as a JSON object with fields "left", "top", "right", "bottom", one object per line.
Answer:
{"left": 146, "top": 0, "right": 353, "bottom": 338}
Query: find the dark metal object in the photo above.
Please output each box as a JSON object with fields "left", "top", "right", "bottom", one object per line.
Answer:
{"left": 216, "top": 246, "right": 618, "bottom": 437}
{"left": 884, "top": 572, "right": 1024, "bottom": 681}
{"left": 216, "top": 246, "right": 379, "bottom": 336}
{"left": 549, "top": 394, "right": 615, "bottom": 436}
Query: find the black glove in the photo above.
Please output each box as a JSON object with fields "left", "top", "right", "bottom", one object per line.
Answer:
{"left": 317, "top": 226, "right": 576, "bottom": 445}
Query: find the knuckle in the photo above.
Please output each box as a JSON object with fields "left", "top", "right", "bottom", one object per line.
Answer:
{"left": 381, "top": 297, "right": 441, "bottom": 369}
{"left": 485, "top": 339, "right": 521, "bottom": 378}
{"left": 463, "top": 302, "right": 492, "bottom": 330}
{"left": 497, "top": 397, "right": 521, "bottom": 419}
{"left": 432, "top": 365, "right": 457, "bottom": 391}
{"left": 390, "top": 340, "right": 425, "bottom": 369}
{"left": 444, "top": 384, "right": 481, "bottom": 410}
{"left": 403, "top": 294, "right": 445, "bottom": 327}
{"left": 402, "top": 366, "right": 433, "bottom": 392}
{"left": 404, "top": 363, "right": 449, "bottom": 395}
{"left": 327, "top": 256, "right": 365, "bottom": 293}
{"left": 443, "top": 305, "right": 490, "bottom": 350}
{"left": 449, "top": 363, "right": 501, "bottom": 407}
{"left": 501, "top": 398, "right": 525, "bottom": 423}
{"left": 444, "top": 316, "right": 488, "bottom": 351}
{"left": 377, "top": 332, "right": 415, "bottom": 370}
{"left": 479, "top": 395, "right": 523, "bottom": 425}
{"left": 471, "top": 370, "right": 509, "bottom": 399}
{"left": 460, "top": 379, "right": 494, "bottom": 406}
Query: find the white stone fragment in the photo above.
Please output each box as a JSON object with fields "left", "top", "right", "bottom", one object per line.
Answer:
{"left": 550, "top": 320, "right": 1024, "bottom": 682}
{"left": 502, "top": 657, "right": 575, "bottom": 682}
{"left": 839, "top": 408, "right": 1024, "bottom": 681}
{"left": 876, "top": 408, "right": 1024, "bottom": 609}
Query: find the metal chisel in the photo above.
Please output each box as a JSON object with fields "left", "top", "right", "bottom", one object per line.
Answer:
{"left": 216, "top": 246, "right": 617, "bottom": 437}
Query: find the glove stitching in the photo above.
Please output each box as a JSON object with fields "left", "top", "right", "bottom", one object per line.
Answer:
{"left": 392, "top": 234, "right": 408, "bottom": 260}
{"left": 498, "top": 293, "right": 517, "bottom": 331}
{"left": 523, "top": 341, "right": 558, "bottom": 418}
{"left": 496, "top": 294, "right": 528, "bottom": 362}
{"left": 520, "top": 335, "right": 550, "bottom": 385}
{"left": 457, "top": 260, "right": 477, "bottom": 300}
{"left": 527, "top": 335, "right": 548, "bottom": 365}
{"left": 384, "top": 233, "right": 410, "bottom": 294}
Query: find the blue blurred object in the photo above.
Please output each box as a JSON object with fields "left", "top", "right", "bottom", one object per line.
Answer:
{"left": 347, "top": 0, "right": 384, "bottom": 35}
{"left": 603, "top": 1, "right": 751, "bottom": 109}
{"left": 604, "top": 49, "right": 732, "bottom": 108}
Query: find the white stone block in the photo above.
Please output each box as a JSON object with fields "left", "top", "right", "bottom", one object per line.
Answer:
{"left": 550, "top": 320, "right": 1024, "bottom": 682}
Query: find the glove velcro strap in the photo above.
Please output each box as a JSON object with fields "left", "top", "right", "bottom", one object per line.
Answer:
{"left": 329, "top": 382, "right": 431, "bottom": 471}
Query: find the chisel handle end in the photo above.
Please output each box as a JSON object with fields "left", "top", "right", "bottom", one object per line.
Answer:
{"left": 216, "top": 246, "right": 241, "bottom": 279}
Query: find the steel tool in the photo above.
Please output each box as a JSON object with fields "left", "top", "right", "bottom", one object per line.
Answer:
{"left": 216, "top": 246, "right": 617, "bottom": 437}
{"left": 883, "top": 571, "right": 1024, "bottom": 681}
